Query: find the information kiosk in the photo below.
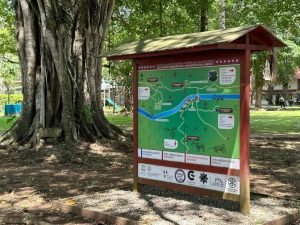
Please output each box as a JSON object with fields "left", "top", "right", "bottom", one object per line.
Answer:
{"left": 106, "top": 25, "right": 285, "bottom": 214}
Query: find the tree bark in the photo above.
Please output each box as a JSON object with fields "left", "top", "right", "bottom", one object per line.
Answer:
{"left": 254, "top": 85, "right": 262, "bottom": 108}
{"left": 159, "top": 0, "right": 163, "bottom": 36}
{"left": 199, "top": 0, "right": 208, "bottom": 32}
{"left": 0, "top": 0, "right": 123, "bottom": 147}
{"left": 219, "top": 0, "right": 226, "bottom": 29}
{"left": 266, "top": 83, "right": 274, "bottom": 105}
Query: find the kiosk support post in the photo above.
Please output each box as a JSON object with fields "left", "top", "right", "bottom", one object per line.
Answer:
{"left": 240, "top": 34, "right": 251, "bottom": 214}
{"left": 133, "top": 61, "right": 140, "bottom": 192}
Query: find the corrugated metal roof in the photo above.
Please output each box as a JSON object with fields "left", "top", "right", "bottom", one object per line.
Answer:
{"left": 105, "top": 25, "right": 285, "bottom": 59}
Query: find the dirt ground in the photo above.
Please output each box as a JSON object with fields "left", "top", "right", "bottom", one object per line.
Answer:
{"left": 0, "top": 135, "right": 299, "bottom": 224}
{"left": 250, "top": 137, "right": 300, "bottom": 199}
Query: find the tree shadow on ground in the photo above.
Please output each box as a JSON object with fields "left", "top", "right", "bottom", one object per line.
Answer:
{"left": 0, "top": 141, "right": 133, "bottom": 223}
{"left": 250, "top": 138, "right": 300, "bottom": 199}
{"left": 139, "top": 185, "right": 242, "bottom": 224}
{"left": 0, "top": 136, "right": 299, "bottom": 224}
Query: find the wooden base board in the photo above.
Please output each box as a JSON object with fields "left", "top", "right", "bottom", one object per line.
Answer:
{"left": 52, "top": 201, "right": 139, "bottom": 225}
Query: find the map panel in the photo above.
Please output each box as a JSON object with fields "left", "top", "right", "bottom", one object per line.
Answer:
{"left": 138, "top": 61, "right": 240, "bottom": 163}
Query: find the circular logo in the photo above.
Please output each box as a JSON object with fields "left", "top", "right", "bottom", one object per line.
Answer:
{"left": 228, "top": 177, "right": 237, "bottom": 188}
{"left": 208, "top": 70, "right": 218, "bottom": 82}
{"left": 175, "top": 169, "right": 186, "bottom": 183}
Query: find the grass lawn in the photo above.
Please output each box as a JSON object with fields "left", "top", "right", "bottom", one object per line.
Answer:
{"left": 250, "top": 110, "right": 300, "bottom": 134}
{"left": 0, "top": 114, "right": 133, "bottom": 133}
{"left": 106, "top": 114, "right": 133, "bottom": 127}
{"left": 0, "top": 110, "right": 298, "bottom": 135}
{"left": 0, "top": 116, "right": 17, "bottom": 133}
{"left": 106, "top": 110, "right": 299, "bottom": 135}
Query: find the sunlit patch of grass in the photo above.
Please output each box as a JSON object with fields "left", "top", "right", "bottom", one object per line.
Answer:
{"left": 250, "top": 110, "right": 300, "bottom": 134}
{"left": 106, "top": 114, "right": 132, "bottom": 127}
{"left": 0, "top": 116, "right": 17, "bottom": 132}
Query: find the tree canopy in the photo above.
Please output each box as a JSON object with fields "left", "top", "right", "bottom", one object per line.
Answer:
{"left": 106, "top": 0, "right": 300, "bottom": 107}
{"left": 0, "top": 0, "right": 16, "bottom": 55}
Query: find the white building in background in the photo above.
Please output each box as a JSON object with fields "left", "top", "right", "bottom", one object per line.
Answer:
{"left": 262, "top": 72, "right": 300, "bottom": 105}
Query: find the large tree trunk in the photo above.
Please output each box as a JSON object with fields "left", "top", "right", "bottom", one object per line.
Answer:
{"left": 0, "top": 0, "right": 124, "bottom": 147}
{"left": 254, "top": 85, "right": 263, "bottom": 108}
{"left": 252, "top": 52, "right": 267, "bottom": 109}
{"left": 266, "top": 83, "right": 274, "bottom": 105}
{"left": 124, "top": 87, "right": 133, "bottom": 112}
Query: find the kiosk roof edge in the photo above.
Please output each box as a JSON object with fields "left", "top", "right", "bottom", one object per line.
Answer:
{"left": 105, "top": 25, "right": 286, "bottom": 60}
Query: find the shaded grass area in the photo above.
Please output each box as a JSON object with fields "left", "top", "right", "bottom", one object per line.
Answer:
{"left": 250, "top": 110, "right": 300, "bottom": 134}
{"left": 0, "top": 142, "right": 133, "bottom": 224}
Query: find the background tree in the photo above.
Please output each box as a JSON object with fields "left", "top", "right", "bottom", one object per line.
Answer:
{"left": 108, "top": 61, "right": 133, "bottom": 111}
{"left": 218, "top": 0, "right": 226, "bottom": 29}
{"left": 0, "top": 0, "right": 16, "bottom": 56}
{"left": 0, "top": 0, "right": 125, "bottom": 147}
{"left": 0, "top": 56, "right": 20, "bottom": 103}
{"left": 225, "top": 0, "right": 300, "bottom": 107}
{"left": 251, "top": 52, "right": 267, "bottom": 108}
{"left": 107, "top": 0, "right": 300, "bottom": 109}
{"left": 0, "top": 0, "right": 20, "bottom": 104}
{"left": 104, "top": 0, "right": 199, "bottom": 111}
{"left": 276, "top": 41, "right": 300, "bottom": 96}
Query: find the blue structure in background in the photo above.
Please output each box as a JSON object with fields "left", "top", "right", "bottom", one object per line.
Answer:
{"left": 106, "top": 97, "right": 121, "bottom": 110}
{"left": 4, "top": 104, "right": 22, "bottom": 116}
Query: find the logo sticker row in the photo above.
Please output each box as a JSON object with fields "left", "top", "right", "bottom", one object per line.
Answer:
{"left": 138, "top": 163, "right": 240, "bottom": 195}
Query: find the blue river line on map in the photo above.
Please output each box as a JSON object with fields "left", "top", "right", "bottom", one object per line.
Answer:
{"left": 138, "top": 93, "right": 240, "bottom": 120}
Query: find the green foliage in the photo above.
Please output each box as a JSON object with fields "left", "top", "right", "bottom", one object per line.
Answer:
{"left": 0, "top": 0, "right": 19, "bottom": 94}
{"left": 110, "top": 0, "right": 199, "bottom": 47}
{"left": 225, "top": 0, "right": 300, "bottom": 87}
{"left": 108, "top": 0, "right": 300, "bottom": 90}
{"left": 106, "top": 60, "right": 132, "bottom": 87}
{"left": 277, "top": 40, "right": 300, "bottom": 85}
{"left": 251, "top": 51, "right": 267, "bottom": 88}
{"left": 0, "top": 0, "right": 16, "bottom": 55}
{"left": 0, "top": 55, "right": 20, "bottom": 91}
{"left": 0, "top": 93, "right": 22, "bottom": 105}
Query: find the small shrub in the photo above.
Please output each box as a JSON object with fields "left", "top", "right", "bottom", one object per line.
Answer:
{"left": 0, "top": 93, "right": 23, "bottom": 105}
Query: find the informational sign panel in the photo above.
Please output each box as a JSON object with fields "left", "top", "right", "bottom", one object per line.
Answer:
{"left": 137, "top": 58, "right": 241, "bottom": 198}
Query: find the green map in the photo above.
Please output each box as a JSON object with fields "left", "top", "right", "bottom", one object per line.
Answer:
{"left": 138, "top": 64, "right": 240, "bottom": 159}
